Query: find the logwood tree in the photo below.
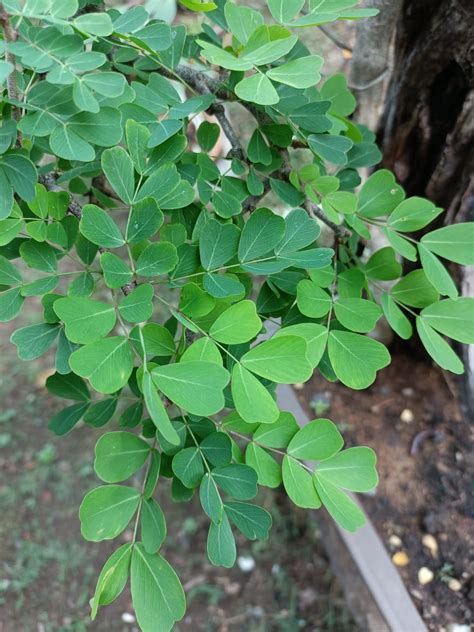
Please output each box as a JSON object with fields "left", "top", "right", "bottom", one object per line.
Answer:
{"left": 0, "top": 0, "right": 473, "bottom": 629}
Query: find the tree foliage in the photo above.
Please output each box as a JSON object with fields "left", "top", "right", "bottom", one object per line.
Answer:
{"left": 1, "top": 0, "right": 473, "bottom": 629}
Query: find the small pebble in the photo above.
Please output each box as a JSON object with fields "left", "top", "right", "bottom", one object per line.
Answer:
{"left": 389, "top": 534, "right": 402, "bottom": 547}
{"left": 392, "top": 551, "right": 410, "bottom": 567}
{"left": 121, "top": 613, "right": 136, "bottom": 623}
{"left": 422, "top": 534, "right": 439, "bottom": 557}
{"left": 418, "top": 567, "right": 434, "bottom": 585}
{"left": 447, "top": 625, "right": 471, "bottom": 632}
{"left": 448, "top": 578, "right": 462, "bottom": 592}
{"left": 294, "top": 383, "right": 304, "bottom": 390}
{"left": 237, "top": 555, "right": 256, "bottom": 572}
{"left": 400, "top": 408, "right": 414, "bottom": 423}
{"left": 402, "top": 387, "right": 414, "bottom": 397}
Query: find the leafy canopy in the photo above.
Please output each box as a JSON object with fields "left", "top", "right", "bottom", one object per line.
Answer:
{"left": 1, "top": 0, "right": 473, "bottom": 630}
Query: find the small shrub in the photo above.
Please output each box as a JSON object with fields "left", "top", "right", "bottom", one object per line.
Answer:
{"left": 1, "top": 0, "right": 473, "bottom": 629}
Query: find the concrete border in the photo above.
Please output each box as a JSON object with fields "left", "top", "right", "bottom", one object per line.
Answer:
{"left": 277, "top": 384, "right": 427, "bottom": 632}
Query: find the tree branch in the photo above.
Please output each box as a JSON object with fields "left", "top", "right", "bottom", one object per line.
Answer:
{"left": 0, "top": 4, "right": 21, "bottom": 130}
{"left": 38, "top": 174, "right": 136, "bottom": 295}
{"left": 305, "top": 200, "right": 352, "bottom": 238}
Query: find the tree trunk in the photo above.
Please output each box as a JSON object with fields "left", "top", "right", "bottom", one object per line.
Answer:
{"left": 378, "top": 0, "right": 474, "bottom": 418}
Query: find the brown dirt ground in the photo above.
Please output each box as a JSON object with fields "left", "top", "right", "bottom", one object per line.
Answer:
{"left": 298, "top": 352, "right": 474, "bottom": 632}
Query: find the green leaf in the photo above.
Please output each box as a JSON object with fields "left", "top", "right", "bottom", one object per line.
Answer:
{"left": 180, "top": 284, "right": 216, "bottom": 320}
{"left": 267, "top": 0, "right": 305, "bottom": 22}
{"left": 0, "top": 287, "right": 24, "bottom": 322}
{"left": 200, "top": 473, "right": 224, "bottom": 523}
{"left": 2, "top": 154, "right": 36, "bottom": 202}
{"left": 197, "top": 121, "right": 220, "bottom": 152}
{"left": 224, "top": 2, "right": 264, "bottom": 44}
{"left": 253, "top": 411, "right": 299, "bottom": 448}
{"left": 380, "top": 293, "right": 412, "bottom": 340}
{"left": 126, "top": 198, "right": 164, "bottom": 244}
{"left": 94, "top": 432, "right": 150, "bottom": 483}
{"left": 136, "top": 242, "right": 178, "bottom": 276}
{"left": 287, "top": 418, "right": 343, "bottom": 461}
{"left": 313, "top": 476, "right": 365, "bottom": 532}
{"left": 126, "top": 120, "right": 150, "bottom": 175}
{"left": 132, "top": 324, "right": 175, "bottom": 357}
{"left": 290, "top": 101, "right": 331, "bottom": 133}
{"left": 239, "top": 208, "right": 285, "bottom": 262}
{"left": 320, "top": 73, "right": 356, "bottom": 117}
{"left": 358, "top": 169, "right": 405, "bottom": 219}
{"left": 225, "top": 502, "right": 272, "bottom": 540}
{"left": 172, "top": 447, "right": 205, "bottom": 488}
{"left": 275, "top": 323, "right": 328, "bottom": 368}
{"left": 384, "top": 228, "right": 418, "bottom": 262}
{"left": 328, "top": 330, "right": 390, "bottom": 389}
{"left": 199, "top": 218, "right": 240, "bottom": 270}
{"left": 231, "top": 364, "right": 280, "bottom": 424}
{"left": 420, "top": 298, "right": 474, "bottom": 344}
{"left": 80, "top": 205, "right": 125, "bottom": 248}
{"left": 48, "top": 402, "right": 89, "bottom": 436}
{"left": 207, "top": 512, "right": 236, "bottom": 568}
{"left": 307, "top": 134, "right": 353, "bottom": 165}
{"left": 297, "top": 280, "right": 332, "bottom": 318}
{"left": 46, "top": 371, "right": 90, "bottom": 401}
{"left": 20, "top": 241, "right": 58, "bottom": 273}
{"left": 388, "top": 197, "right": 441, "bottom": 232}
{"left": 0, "top": 60, "right": 13, "bottom": 88}
{"left": 419, "top": 244, "right": 458, "bottom": 298}
{"left": 79, "top": 485, "right": 140, "bottom": 541}
{"left": 315, "top": 447, "right": 378, "bottom": 492}
{"left": 54, "top": 297, "right": 116, "bottom": 344}
{"left": 180, "top": 0, "right": 217, "bottom": 12}
{"left": 141, "top": 499, "right": 167, "bottom": 554}
{"left": 276, "top": 208, "right": 321, "bottom": 255}
{"left": 74, "top": 12, "right": 114, "bottom": 36}
{"left": 69, "top": 336, "right": 134, "bottom": 394}
{"left": 235, "top": 73, "right": 279, "bottom": 106}
{"left": 267, "top": 55, "right": 323, "bottom": 88}
{"left": 248, "top": 129, "right": 272, "bottom": 165}
{"left": 11, "top": 323, "right": 59, "bottom": 360}
{"left": 245, "top": 443, "right": 281, "bottom": 487}
{"left": 242, "top": 31, "right": 297, "bottom": 65}
{"left": 334, "top": 298, "right": 382, "bottom": 333}
{"left": 212, "top": 464, "right": 258, "bottom": 500}
{"left": 282, "top": 456, "right": 321, "bottom": 509}
{"left": 241, "top": 335, "right": 312, "bottom": 384}
{"left": 151, "top": 361, "right": 229, "bottom": 416}
{"left": 101, "top": 252, "right": 133, "bottom": 289}
{"left": 137, "top": 164, "right": 194, "bottom": 210}
{"left": 416, "top": 317, "right": 463, "bottom": 374}
{"left": 102, "top": 147, "right": 135, "bottom": 205}
{"left": 142, "top": 372, "right": 180, "bottom": 446}
{"left": 201, "top": 432, "right": 232, "bottom": 466}
{"left": 391, "top": 270, "right": 439, "bottom": 308}
{"left": 49, "top": 126, "right": 95, "bottom": 162}
{"left": 420, "top": 223, "right": 474, "bottom": 265}
{"left": 119, "top": 284, "right": 154, "bottom": 324}
{"left": 365, "top": 247, "right": 402, "bottom": 281}
{"left": 209, "top": 300, "right": 262, "bottom": 344}
{"left": 91, "top": 544, "right": 132, "bottom": 620}
{"left": 131, "top": 544, "right": 186, "bottom": 632}
{"left": 0, "top": 254, "right": 21, "bottom": 285}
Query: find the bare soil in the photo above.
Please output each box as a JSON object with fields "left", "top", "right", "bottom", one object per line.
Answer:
{"left": 298, "top": 353, "right": 474, "bottom": 632}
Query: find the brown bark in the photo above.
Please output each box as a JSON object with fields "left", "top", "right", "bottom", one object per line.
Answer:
{"left": 379, "top": 0, "right": 474, "bottom": 417}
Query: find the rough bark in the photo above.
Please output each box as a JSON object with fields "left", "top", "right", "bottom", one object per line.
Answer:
{"left": 349, "top": 0, "right": 403, "bottom": 129}
{"left": 378, "top": 0, "right": 474, "bottom": 418}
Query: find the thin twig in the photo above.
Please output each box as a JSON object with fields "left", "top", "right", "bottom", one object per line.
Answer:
{"left": 38, "top": 174, "right": 136, "bottom": 295}
{"left": 0, "top": 4, "right": 22, "bottom": 141}
{"left": 305, "top": 200, "right": 352, "bottom": 238}
{"left": 318, "top": 25, "right": 353, "bottom": 53}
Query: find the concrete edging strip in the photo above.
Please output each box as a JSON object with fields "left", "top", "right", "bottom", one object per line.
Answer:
{"left": 277, "top": 383, "right": 428, "bottom": 632}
